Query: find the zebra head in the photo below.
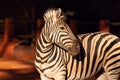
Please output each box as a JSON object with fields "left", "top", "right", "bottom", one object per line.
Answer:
{"left": 43, "top": 8, "right": 80, "bottom": 56}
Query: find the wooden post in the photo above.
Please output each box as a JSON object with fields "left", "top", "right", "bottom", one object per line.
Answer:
{"left": 99, "top": 19, "right": 110, "bottom": 32}
{"left": 36, "top": 19, "right": 43, "bottom": 43}
{"left": 0, "top": 18, "right": 13, "bottom": 57}
{"left": 69, "top": 19, "right": 79, "bottom": 35}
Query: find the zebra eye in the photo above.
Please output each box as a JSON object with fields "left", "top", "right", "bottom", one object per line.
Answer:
{"left": 60, "top": 26, "right": 65, "bottom": 30}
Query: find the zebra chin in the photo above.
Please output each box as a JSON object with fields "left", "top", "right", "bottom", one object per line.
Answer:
{"left": 67, "top": 41, "right": 80, "bottom": 56}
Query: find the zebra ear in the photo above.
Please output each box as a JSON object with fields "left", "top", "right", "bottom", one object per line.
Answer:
{"left": 58, "top": 8, "right": 66, "bottom": 21}
{"left": 43, "top": 8, "right": 64, "bottom": 23}
{"left": 51, "top": 8, "right": 63, "bottom": 24}
{"left": 57, "top": 8, "right": 62, "bottom": 17}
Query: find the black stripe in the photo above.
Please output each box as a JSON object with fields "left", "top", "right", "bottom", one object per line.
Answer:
{"left": 105, "top": 52, "right": 120, "bottom": 65}
{"left": 35, "top": 65, "right": 44, "bottom": 73}
{"left": 104, "top": 38, "right": 120, "bottom": 54}
{"left": 76, "top": 43, "right": 86, "bottom": 78}
{"left": 36, "top": 41, "right": 42, "bottom": 52}
{"left": 43, "top": 50, "right": 62, "bottom": 72}
{"left": 108, "top": 65, "right": 120, "bottom": 73}
{"left": 67, "top": 57, "right": 74, "bottom": 78}
{"left": 79, "top": 60, "right": 84, "bottom": 79}
{"left": 85, "top": 33, "right": 98, "bottom": 77}
{"left": 90, "top": 37, "right": 101, "bottom": 74}
{"left": 91, "top": 33, "right": 110, "bottom": 74}
{"left": 73, "top": 57, "right": 79, "bottom": 79}
{"left": 99, "top": 40, "right": 108, "bottom": 57}
{"left": 95, "top": 34, "right": 111, "bottom": 73}
{"left": 37, "top": 37, "right": 52, "bottom": 53}
{"left": 35, "top": 58, "right": 43, "bottom": 64}
{"left": 53, "top": 43, "right": 67, "bottom": 52}
{"left": 79, "top": 32, "right": 102, "bottom": 40}
{"left": 66, "top": 54, "right": 70, "bottom": 64}
{"left": 95, "top": 59, "right": 103, "bottom": 72}
{"left": 52, "top": 49, "right": 62, "bottom": 67}
{"left": 36, "top": 51, "right": 41, "bottom": 58}
{"left": 107, "top": 59, "right": 120, "bottom": 69}
{"left": 36, "top": 51, "right": 48, "bottom": 63}
{"left": 48, "top": 46, "right": 58, "bottom": 63}
{"left": 53, "top": 54, "right": 66, "bottom": 72}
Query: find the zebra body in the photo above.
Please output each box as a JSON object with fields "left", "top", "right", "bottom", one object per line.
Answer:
{"left": 35, "top": 8, "right": 120, "bottom": 80}
{"left": 66, "top": 32, "right": 120, "bottom": 80}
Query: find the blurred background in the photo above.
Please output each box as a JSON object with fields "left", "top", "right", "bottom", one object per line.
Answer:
{"left": 0, "top": 0, "right": 120, "bottom": 80}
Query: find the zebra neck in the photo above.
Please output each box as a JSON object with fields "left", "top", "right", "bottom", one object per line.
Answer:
{"left": 38, "top": 34, "right": 53, "bottom": 53}
{"left": 37, "top": 37, "right": 54, "bottom": 63}
{"left": 40, "top": 41, "right": 53, "bottom": 53}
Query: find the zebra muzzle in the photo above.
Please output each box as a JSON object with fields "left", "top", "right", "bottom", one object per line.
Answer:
{"left": 67, "top": 40, "right": 80, "bottom": 56}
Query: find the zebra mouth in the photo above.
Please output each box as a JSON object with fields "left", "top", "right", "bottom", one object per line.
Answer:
{"left": 67, "top": 41, "right": 80, "bottom": 56}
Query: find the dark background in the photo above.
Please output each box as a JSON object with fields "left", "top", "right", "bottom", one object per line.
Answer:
{"left": 0, "top": 0, "right": 120, "bottom": 35}
{"left": 0, "top": 0, "right": 120, "bottom": 20}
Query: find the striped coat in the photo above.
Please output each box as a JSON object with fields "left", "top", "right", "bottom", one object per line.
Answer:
{"left": 35, "top": 8, "right": 120, "bottom": 80}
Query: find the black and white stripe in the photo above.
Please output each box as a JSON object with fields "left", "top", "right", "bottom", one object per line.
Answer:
{"left": 66, "top": 32, "right": 120, "bottom": 80}
{"left": 35, "top": 8, "right": 80, "bottom": 80}
{"left": 35, "top": 8, "right": 120, "bottom": 80}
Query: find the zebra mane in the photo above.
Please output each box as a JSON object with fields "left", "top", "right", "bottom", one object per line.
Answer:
{"left": 43, "top": 8, "right": 66, "bottom": 23}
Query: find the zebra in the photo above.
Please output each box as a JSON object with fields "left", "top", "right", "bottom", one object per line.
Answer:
{"left": 35, "top": 8, "right": 80, "bottom": 80}
{"left": 35, "top": 8, "right": 120, "bottom": 80}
